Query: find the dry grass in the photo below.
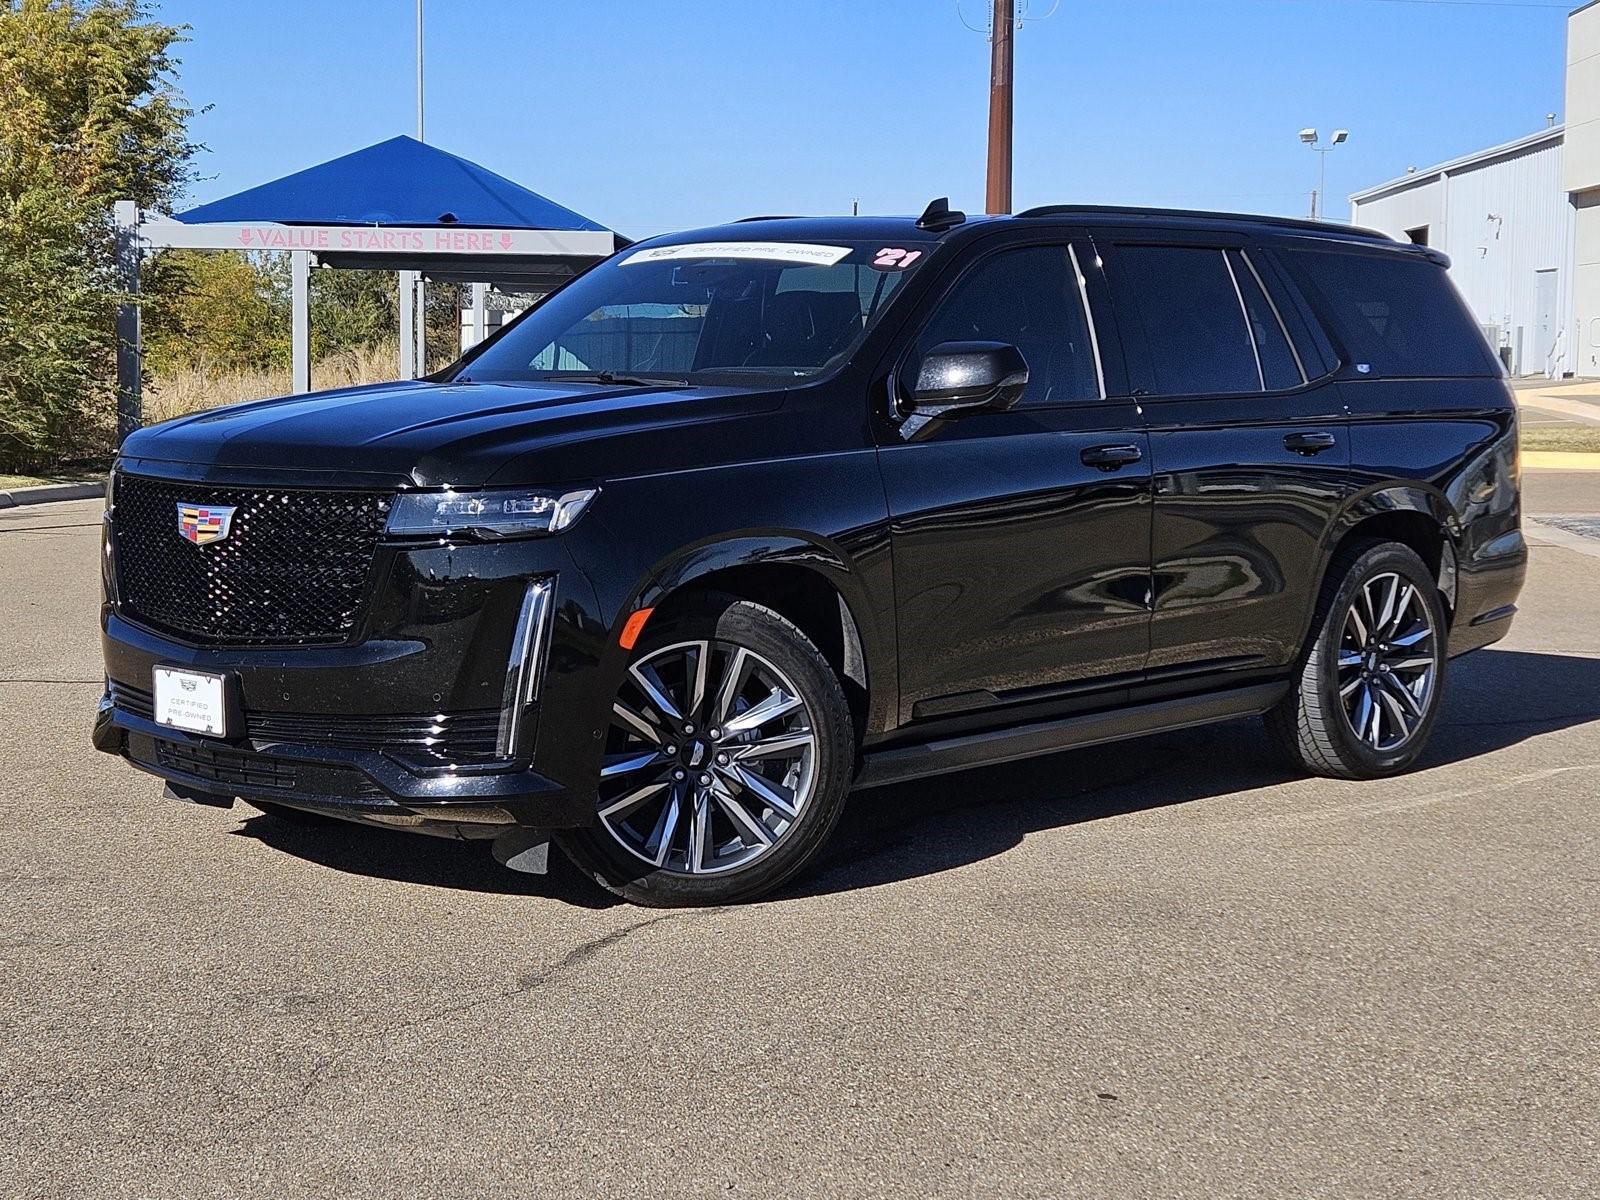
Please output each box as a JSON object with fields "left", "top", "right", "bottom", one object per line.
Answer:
{"left": 1522, "top": 423, "right": 1600, "bottom": 454}
{"left": 0, "top": 470, "right": 102, "bottom": 491}
{"left": 145, "top": 342, "right": 403, "bottom": 425}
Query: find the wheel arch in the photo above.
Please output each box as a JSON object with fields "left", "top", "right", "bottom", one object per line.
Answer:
{"left": 1323, "top": 484, "right": 1461, "bottom": 616}
{"left": 623, "top": 534, "right": 894, "bottom": 745}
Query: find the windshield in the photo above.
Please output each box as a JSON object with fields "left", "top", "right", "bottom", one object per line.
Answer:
{"left": 459, "top": 238, "right": 934, "bottom": 386}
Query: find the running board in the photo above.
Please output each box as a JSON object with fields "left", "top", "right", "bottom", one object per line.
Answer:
{"left": 855, "top": 682, "right": 1287, "bottom": 789}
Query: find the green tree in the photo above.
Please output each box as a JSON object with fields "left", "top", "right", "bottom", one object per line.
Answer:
{"left": 0, "top": 189, "right": 115, "bottom": 470}
{"left": 144, "top": 249, "right": 289, "bottom": 376}
{"left": 310, "top": 268, "right": 396, "bottom": 359}
{"left": 0, "top": 0, "right": 195, "bottom": 210}
{"left": 0, "top": 0, "right": 196, "bottom": 472}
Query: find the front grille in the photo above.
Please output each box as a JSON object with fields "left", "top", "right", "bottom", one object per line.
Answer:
{"left": 156, "top": 739, "right": 296, "bottom": 790}
{"left": 111, "top": 473, "right": 392, "bottom": 645}
{"left": 138, "top": 735, "right": 389, "bottom": 801}
{"left": 249, "top": 710, "right": 501, "bottom": 761}
{"left": 110, "top": 681, "right": 502, "bottom": 764}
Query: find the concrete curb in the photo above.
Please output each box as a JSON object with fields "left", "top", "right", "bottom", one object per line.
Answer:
{"left": 0, "top": 481, "right": 106, "bottom": 509}
{"left": 1524, "top": 451, "right": 1600, "bottom": 471}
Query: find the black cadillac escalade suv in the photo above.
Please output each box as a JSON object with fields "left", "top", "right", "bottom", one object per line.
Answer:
{"left": 95, "top": 203, "right": 1526, "bottom": 906}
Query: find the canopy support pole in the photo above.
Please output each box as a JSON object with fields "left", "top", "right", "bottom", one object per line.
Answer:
{"left": 291, "top": 251, "right": 311, "bottom": 394}
{"left": 471, "top": 282, "right": 488, "bottom": 347}
{"left": 113, "top": 200, "right": 142, "bottom": 442}
{"left": 415, "top": 276, "right": 427, "bottom": 375}
{"left": 398, "top": 270, "right": 417, "bottom": 379}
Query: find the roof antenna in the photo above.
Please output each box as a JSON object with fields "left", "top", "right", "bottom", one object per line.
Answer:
{"left": 916, "top": 197, "right": 967, "bottom": 231}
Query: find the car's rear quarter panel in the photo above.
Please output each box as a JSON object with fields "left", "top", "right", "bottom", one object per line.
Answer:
{"left": 1344, "top": 376, "right": 1526, "bottom": 654}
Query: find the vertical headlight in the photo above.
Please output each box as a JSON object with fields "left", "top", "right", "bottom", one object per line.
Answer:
{"left": 385, "top": 487, "right": 597, "bottom": 538}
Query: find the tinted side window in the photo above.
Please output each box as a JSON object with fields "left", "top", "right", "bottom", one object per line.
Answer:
{"left": 1230, "top": 250, "right": 1304, "bottom": 390}
{"left": 1282, "top": 249, "right": 1501, "bottom": 378}
{"left": 912, "top": 246, "right": 1099, "bottom": 407}
{"left": 1114, "top": 246, "right": 1260, "bottom": 396}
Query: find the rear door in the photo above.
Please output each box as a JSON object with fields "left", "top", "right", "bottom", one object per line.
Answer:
{"left": 876, "top": 235, "right": 1154, "bottom": 725}
{"left": 1101, "top": 235, "right": 1353, "bottom": 685}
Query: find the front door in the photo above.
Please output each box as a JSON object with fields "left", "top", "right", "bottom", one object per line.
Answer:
{"left": 877, "top": 239, "right": 1153, "bottom": 725}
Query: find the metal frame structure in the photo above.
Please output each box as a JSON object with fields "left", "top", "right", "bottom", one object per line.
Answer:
{"left": 112, "top": 202, "right": 615, "bottom": 441}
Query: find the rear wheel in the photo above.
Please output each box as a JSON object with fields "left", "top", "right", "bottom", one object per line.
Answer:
{"left": 1267, "top": 540, "right": 1448, "bottom": 779}
{"left": 556, "top": 594, "right": 855, "bottom": 907}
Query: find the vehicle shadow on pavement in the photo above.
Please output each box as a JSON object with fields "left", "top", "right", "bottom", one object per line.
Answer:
{"left": 790, "top": 648, "right": 1600, "bottom": 900}
{"left": 224, "top": 648, "right": 1600, "bottom": 906}
{"left": 230, "top": 817, "right": 620, "bottom": 908}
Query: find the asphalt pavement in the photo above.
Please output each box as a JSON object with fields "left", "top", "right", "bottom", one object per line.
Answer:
{"left": 2, "top": 483, "right": 1597, "bottom": 1199}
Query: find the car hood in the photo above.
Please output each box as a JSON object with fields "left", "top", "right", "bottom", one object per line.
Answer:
{"left": 119, "top": 379, "right": 784, "bottom": 488}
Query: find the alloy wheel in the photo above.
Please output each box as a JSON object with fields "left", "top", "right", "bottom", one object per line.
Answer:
{"left": 1337, "top": 572, "right": 1438, "bottom": 752}
{"left": 597, "top": 639, "right": 819, "bottom": 875}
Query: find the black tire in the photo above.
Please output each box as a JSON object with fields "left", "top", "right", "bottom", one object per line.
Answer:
{"left": 250, "top": 800, "right": 339, "bottom": 827}
{"left": 556, "top": 593, "right": 856, "bottom": 907}
{"left": 1267, "top": 539, "right": 1449, "bottom": 780}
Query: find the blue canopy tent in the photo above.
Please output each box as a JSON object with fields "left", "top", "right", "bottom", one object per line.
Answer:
{"left": 175, "top": 135, "right": 611, "bottom": 233}
{"left": 114, "top": 136, "right": 620, "bottom": 433}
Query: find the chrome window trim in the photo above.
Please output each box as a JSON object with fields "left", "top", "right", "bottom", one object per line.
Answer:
{"left": 1067, "top": 242, "right": 1108, "bottom": 400}
{"left": 1222, "top": 250, "right": 1267, "bottom": 392}
{"left": 1240, "top": 248, "right": 1309, "bottom": 386}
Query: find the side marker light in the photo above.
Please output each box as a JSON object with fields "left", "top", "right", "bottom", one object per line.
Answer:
{"left": 619, "top": 607, "right": 654, "bottom": 650}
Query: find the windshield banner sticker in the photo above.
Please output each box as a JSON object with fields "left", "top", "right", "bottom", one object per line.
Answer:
{"left": 872, "top": 248, "right": 923, "bottom": 270}
{"left": 621, "top": 242, "right": 853, "bottom": 268}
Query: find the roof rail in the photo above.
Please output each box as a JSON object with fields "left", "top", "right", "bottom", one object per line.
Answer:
{"left": 734, "top": 214, "right": 805, "bottom": 223}
{"left": 1015, "top": 204, "right": 1391, "bottom": 242}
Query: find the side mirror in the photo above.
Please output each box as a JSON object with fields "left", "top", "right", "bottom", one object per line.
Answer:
{"left": 902, "top": 341, "right": 1029, "bottom": 418}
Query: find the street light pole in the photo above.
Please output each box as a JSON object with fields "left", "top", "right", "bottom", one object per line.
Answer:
{"left": 985, "top": 0, "right": 1015, "bottom": 215}
{"left": 1300, "top": 128, "right": 1349, "bottom": 221}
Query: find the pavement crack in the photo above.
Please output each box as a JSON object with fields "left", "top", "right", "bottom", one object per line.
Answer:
{"left": 512, "top": 913, "right": 679, "bottom": 994}
{"left": 268, "top": 911, "right": 696, "bottom": 1122}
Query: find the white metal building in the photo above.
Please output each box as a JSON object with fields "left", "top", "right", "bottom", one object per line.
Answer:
{"left": 1350, "top": 1, "right": 1600, "bottom": 377}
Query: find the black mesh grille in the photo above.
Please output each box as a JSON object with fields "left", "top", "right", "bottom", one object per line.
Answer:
{"left": 112, "top": 473, "right": 391, "bottom": 645}
{"left": 109, "top": 681, "right": 502, "bottom": 764}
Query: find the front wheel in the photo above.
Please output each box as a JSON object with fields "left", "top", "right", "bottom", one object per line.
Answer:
{"left": 1267, "top": 540, "right": 1448, "bottom": 780}
{"left": 556, "top": 593, "right": 855, "bottom": 907}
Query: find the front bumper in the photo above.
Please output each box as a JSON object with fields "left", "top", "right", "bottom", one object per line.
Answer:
{"left": 95, "top": 523, "right": 612, "bottom": 833}
{"left": 93, "top": 695, "right": 583, "bottom": 835}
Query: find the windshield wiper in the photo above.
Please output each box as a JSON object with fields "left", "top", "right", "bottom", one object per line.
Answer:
{"left": 558, "top": 371, "right": 688, "bottom": 387}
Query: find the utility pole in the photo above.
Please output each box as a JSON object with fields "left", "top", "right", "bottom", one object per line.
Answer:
{"left": 985, "top": 0, "right": 1015, "bottom": 214}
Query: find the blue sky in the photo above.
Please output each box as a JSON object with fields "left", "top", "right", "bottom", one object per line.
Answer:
{"left": 156, "top": 0, "right": 1574, "bottom": 237}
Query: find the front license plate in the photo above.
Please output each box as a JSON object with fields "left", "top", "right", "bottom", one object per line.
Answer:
{"left": 152, "top": 667, "right": 229, "bottom": 737}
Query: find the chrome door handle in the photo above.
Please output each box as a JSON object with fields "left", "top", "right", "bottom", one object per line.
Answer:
{"left": 1081, "top": 444, "right": 1143, "bottom": 470}
{"left": 1284, "top": 431, "right": 1337, "bottom": 455}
